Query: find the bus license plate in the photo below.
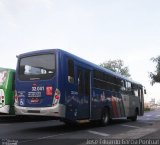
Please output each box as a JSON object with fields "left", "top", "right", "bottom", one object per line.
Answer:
{"left": 30, "top": 98, "right": 39, "bottom": 103}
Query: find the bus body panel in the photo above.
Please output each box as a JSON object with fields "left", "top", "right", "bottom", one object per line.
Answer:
{"left": 15, "top": 104, "right": 66, "bottom": 117}
{"left": 91, "top": 89, "right": 104, "bottom": 120}
{"left": 15, "top": 79, "right": 57, "bottom": 107}
{"left": 5, "top": 71, "right": 15, "bottom": 106}
{"left": 91, "top": 89, "right": 127, "bottom": 120}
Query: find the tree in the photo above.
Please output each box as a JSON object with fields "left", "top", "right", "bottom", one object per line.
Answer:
{"left": 150, "top": 56, "right": 160, "bottom": 85}
{"left": 100, "top": 59, "right": 131, "bottom": 77}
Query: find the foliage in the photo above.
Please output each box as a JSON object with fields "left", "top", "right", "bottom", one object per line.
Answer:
{"left": 150, "top": 56, "right": 160, "bottom": 85}
{"left": 144, "top": 107, "right": 151, "bottom": 112}
{"left": 100, "top": 59, "right": 131, "bottom": 77}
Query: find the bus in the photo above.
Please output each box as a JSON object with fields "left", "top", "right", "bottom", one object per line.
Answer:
{"left": 15, "top": 49, "right": 145, "bottom": 125}
{"left": 0, "top": 67, "right": 15, "bottom": 115}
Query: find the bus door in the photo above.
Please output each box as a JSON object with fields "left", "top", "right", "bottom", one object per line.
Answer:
{"left": 139, "top": 88, "right": 144, "bottom": 115}
{"left": 76, "top": 66, "right": 90, "bottom": 120}
{"left": 65, "top": 59, "right": 78, "bottom": 120}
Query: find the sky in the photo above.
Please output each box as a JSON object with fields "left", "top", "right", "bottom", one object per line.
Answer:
{"left": 0, "top": 0, "right": 160, "bottom": 102}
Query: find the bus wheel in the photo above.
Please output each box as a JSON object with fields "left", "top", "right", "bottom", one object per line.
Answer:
{"left": 100, "top": 108, "right": 110, "bottom": 126}
{"left": 130, "top": 110, "right": 138, "bottom": 121}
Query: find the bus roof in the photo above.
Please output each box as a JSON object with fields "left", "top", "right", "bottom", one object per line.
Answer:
{"left": 17, "top": 49, "right": 142, "bottom": 86}
{"left": 0, "top": 67, "right": 15, "bottom": 72}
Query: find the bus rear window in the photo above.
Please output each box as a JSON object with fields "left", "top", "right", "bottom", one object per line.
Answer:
{"left": 19, "top": 54, "right": 55, "bottom": 81}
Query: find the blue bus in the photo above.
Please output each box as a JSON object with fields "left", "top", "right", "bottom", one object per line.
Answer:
{"left": 15, "top": 49, "right": 145, "bottom": 125}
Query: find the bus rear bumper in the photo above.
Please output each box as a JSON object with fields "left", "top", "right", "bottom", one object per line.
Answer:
{"left": 14, "top": 104, "right": 66, "bottom": 118}
{"left": 0, "top": 105, "right": 10, "bottom": 114}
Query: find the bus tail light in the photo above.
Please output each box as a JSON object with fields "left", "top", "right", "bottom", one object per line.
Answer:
{"left": 14, "top": 91, "right": 18, "bottom": 105}
{"left": 14, "top": 96, "right": 18, "bottom": 101}
{"left": 54, "top": 95, "right": 59, "bottom": 100}
{"left": 53, "top": 89, "right": 60, "bottom": 106}
{"left": 1, "top": 96, "right": 4, "bottom": 100}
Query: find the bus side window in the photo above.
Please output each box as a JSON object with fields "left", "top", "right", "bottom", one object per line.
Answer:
{"left": 126, "top": 81, "right": 131, "bottom": 94}
{"left": 132, "top": 84, "right": 138, "bottom": 97}
{"left": 120, "top": 80, "right": 126, "bottom": 91}
{"left": 85, "top": 71, "right": 90, "bottom": 96}
{"left": 68, "top": 59, "right": 74, "bottom": 84}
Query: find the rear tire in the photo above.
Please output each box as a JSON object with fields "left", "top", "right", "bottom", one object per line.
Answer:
{"left": 128, "top": 109, "right": 138, "bottom": 121}
{"left": 100, "top": 108, "right": 110, "bottom": 126}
